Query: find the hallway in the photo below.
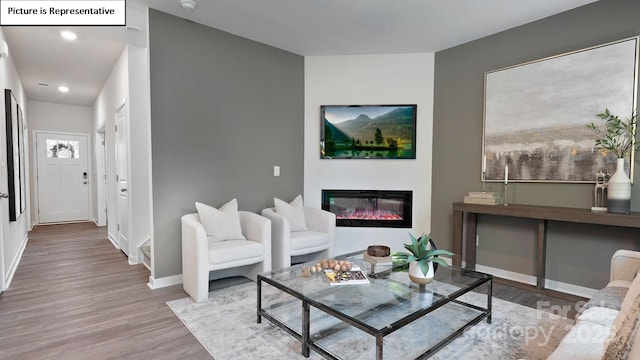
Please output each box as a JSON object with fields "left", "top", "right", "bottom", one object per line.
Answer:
{"left": 0, "top": 222, "right": 209, "bottom": 359}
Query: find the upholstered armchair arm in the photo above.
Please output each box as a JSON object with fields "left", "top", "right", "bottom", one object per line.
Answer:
{"left": 239, "top": 211, "right": 270, "bottom": 244}
{"left": 181, "top": 213, "right": 210, "bottom": 302}
{"left": 304, "top": 207, "right": 336, "bottom": 258}
{"left": 610, "top": 249, "right": 640, "bottom": 283}
{"left": 239, "top": 211, "right": 272, "bottom": 271}
{"left": 261, "top": 208, "right": 291, "bottom": 269}
{"left": 304, "top": 207, "right": 335, "bottom": 232}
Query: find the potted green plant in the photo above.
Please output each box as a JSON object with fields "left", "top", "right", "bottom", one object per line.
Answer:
{"left": 392, "top": 233, "right": 454, "bottom": 285}
{"left": 587, "top": 109, "right": 638, "bottom": 159}
{"left": 587, "top": 109, "right": 639, "bottom": 214}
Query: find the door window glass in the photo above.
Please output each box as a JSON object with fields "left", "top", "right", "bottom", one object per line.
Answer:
{"left": 47, "top": 139, "right": 80, "bottom": 159}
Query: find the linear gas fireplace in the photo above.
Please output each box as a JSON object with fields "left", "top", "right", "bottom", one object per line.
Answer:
{"left": 322, "top": 189, "right": 412, "bottom": 228}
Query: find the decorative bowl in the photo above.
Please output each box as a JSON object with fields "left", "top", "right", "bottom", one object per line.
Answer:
{"left": 367, "top": 245, "right": 390, "bottom": 258}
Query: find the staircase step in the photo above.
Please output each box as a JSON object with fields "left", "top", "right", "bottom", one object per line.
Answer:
{"left": 140, "top": 245, "right": 151, "bottom": 259}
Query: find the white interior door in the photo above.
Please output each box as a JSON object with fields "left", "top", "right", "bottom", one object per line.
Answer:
{"left": 36, "top": 132, "right": 89, "bottom": 223}
{"left": 115, "top": 103, "right": 130, "bottom": 256}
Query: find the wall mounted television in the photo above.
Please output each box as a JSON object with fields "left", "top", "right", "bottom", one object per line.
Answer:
{"left": 320, "top": 104, "right": 417, "bottom": 159}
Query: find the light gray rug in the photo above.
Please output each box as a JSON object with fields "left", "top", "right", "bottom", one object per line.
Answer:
{"left": 167, "top": 281, "right": 574, "bottom": 360}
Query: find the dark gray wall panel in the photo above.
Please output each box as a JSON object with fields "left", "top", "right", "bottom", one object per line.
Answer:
{"left": 149, "top": 10, "right": 304, "bottom": 278}
{"left": 433, "top": 0, "right": 640, "bottom": 289}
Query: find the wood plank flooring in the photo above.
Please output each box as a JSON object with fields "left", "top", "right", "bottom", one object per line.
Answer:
{"left": 0, "top": 222, "right": 585, "bottom": 359}
{"left": 0, "top": 223, "right": 210, "bottom": 360}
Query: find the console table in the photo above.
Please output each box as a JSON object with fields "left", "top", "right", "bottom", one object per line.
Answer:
{"left": 452, "top": 202, "right": 640, "bottom": 289}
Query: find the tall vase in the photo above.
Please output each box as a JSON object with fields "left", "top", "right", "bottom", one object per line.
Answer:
{"left": 607, "top": 158, "right": 631, "bottom": 214}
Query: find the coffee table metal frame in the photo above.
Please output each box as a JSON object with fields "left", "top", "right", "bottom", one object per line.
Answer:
{"left": 257, "top": 251, "right": 492, "bottom": 360}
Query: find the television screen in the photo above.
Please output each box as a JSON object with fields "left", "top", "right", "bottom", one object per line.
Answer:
{"left": 320, "top": 104, "right": 417, "bottom": 159}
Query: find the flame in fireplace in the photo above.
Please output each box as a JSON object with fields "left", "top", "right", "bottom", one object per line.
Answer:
{"left": 336, "top": 209, "right": 403, "bottom": 221}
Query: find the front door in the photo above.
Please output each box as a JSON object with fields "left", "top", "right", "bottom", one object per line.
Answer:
{"left": 36, "top": 132, "right": 90, "bottom": 223}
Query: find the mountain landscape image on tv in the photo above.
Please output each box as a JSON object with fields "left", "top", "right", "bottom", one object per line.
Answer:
{"left": 320, "top": 104, "right": 417, "bottom": 159}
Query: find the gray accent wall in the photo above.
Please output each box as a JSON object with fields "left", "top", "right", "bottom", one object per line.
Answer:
{"left": 149, "top": 10, "right": 304, "bottom": 279}
{"left": 432, "top": 0, "right": 640, "bottom": 290}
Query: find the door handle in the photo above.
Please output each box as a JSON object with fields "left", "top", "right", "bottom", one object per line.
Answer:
{"left": 120, "top": 188, "right": 127, "bottom": 192}
{"left": 0, "top": 193, "right": 8, "bottom": 199}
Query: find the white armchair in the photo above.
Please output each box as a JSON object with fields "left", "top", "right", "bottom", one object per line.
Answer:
{"left": 261, "top": 206, "right": 335, "bottom": 269}
{"left": 181, "top": 211, "right": 271, "bottom": 303}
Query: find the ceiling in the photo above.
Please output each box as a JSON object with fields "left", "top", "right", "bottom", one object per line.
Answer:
{"left": 2, "top": 0, "right": 598, "bottom": 107}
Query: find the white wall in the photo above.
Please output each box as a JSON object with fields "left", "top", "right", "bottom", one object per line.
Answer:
{"left": 93, "top": 46, "right": 128, "bottom": 246}
{"left": 304, "top": 53, "right": 435, "bottom": 254}
{"left": 126, "top": 44, "right": 152, "bottom": 265}
{"left": 0, "top": 28, "right": 29, "bottom": 292}
{"left": 28, "top": 101, "right": 93, "bottom": 133}
{"left": 27, "top": 100, "right": 92, "bottom": 224}
{"left": 92, "top": 42, "right": 152, "bottom": 268}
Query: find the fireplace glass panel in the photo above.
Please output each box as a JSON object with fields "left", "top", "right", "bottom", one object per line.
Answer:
{"left": 322, "top": 190, "right": 412, "bottom": 228}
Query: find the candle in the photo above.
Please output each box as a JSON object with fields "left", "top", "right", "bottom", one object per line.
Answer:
{"left": 482, "top": 154, "right": 486, "bottom": 173}
{"left": 504, "top": 165, "right": 509, "bottom": 184}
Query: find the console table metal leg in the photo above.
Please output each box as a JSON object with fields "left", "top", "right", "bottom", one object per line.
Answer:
{"left": 452, "top": 210, "right": 463, "bottom": 267}
{"left": 376, "top": 335, "right": 383, "bottom": 360}
{"left": 536, "top": 220, "right": 547, "bottom": 289}
{"left": 302, "top": 300, "right": 310, "bottom": 358}
{"left": 464, "top": 213, "right": 478, "bottom": 269}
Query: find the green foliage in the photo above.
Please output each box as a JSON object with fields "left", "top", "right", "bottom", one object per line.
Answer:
{"left": 325, "top": 140, "right": 336, "bottom": 153}
{"left": 324, "top": 124, "right": 333, "bottom": 141}
{"left": 385, "top": 137, "right": 398, "bottom": 149}
{"left": 586, "top": 108, "right": 638, "bottom": 158}
{"left": 392, "top": 233, "right": 454, "bottom": 276}
{"left": 374, "top": 128, "right": 383, "bottom": 145}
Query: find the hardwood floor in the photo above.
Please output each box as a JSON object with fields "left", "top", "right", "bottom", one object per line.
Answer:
{"left": 0, "top": 223, "right": 210, "bottom": 360}
{"left": 0, "top": 223, "right": 585, "bottom": 359}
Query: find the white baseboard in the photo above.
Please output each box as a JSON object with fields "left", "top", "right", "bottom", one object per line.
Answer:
{"left": 107, "top": 232, "right": 119, "bottom": 249}
{"left": 148, "top": 274, "right": 182, "bottom": 289}
{"left": 475, "top": 264, "right": 598, "bottom": 298}
{"left": 475, "top": 264, "right": 537, "bottom": 286}
{"left": 5, "top": 234, "right": 28, "bottom": 289}
{"left": 544, "top": 279, "right": 598, "bottom": 298}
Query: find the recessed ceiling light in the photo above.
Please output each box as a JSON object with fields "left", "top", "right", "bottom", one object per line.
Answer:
{"left": 180, "top": 0, "right": 197, "bottom": 12}
{"left": 60, "top": 30, "right": 77, "bottom": 41}
{"left": 58, "top": 86, "right": 70, "bottom": 93}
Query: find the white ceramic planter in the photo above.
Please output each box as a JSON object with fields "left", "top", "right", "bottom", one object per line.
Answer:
{"left": 408, "top": 261, "right": 434, "bottom": 285}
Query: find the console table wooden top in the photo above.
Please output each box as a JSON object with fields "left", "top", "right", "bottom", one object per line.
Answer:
{"left": 452, "top": 202, "right": 640, "bottom": 290}
{"left": 452, "top": 202, "right": 640, "bottom": 228}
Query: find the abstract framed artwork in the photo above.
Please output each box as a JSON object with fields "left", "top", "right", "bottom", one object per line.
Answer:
{"left": 4, "top": 89, "right": 22, "bottom": 220}
{"left": 483, "top": 36, "right": 639, "bottom": 183}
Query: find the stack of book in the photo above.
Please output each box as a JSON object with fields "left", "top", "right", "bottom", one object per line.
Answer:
{"left": 463, "top": 192, "right": 503, "bottom": 205}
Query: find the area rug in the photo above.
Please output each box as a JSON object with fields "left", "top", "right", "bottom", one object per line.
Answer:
{"left": 167, "top": 282, "right": 574, "bottom": 360}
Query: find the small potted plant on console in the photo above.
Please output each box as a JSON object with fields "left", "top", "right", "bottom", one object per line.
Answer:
{"left": 587, "top": 108, "right": 639, "bottom": 214}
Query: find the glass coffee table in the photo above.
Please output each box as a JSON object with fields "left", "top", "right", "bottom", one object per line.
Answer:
{"left": 257, "top": 251, "right": 492, "bottom": 360}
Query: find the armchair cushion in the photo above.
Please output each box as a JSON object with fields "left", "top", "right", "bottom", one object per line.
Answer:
{"left": 195, "top": 199, "right": 246, "bottom": 243}
{"left": 274, "top": 195, "right": 308, "bottom": 232}
{"left": 208, "top": 239, "right": 265, "bottom": 265}
{"left": 290, "top": 230, "right": 330, "bottom": 252}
